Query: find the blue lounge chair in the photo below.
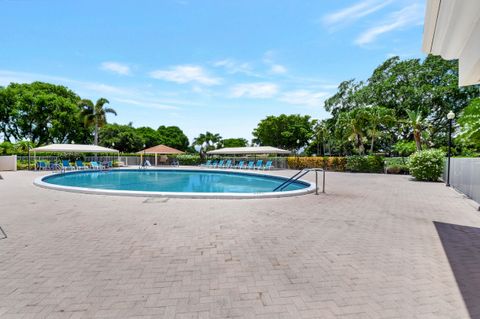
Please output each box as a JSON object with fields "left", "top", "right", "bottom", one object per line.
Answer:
{"left": 62, "top": 160, "right": 74, "bottom": 171}
{"left": 201, "top": 160, "right": 211, "bottom": 167}
{"left": 90, "top": 161, "right": 104, "bottom": 170}
{"left": 223, "top": 160, "right": 232, "bottom": 168}
{"left": 235, "top": 160, "right": 244, "bottom": 169}
{"left": 262, "top": 161, "right": 273, "bottom": 170}
{"left": 75, "top": 160, "right": 87, "bottom": 170}
{"left": 36, "top": 161, "right": 47, "bottom": 170}
{"left": 215, "top": 160, "right": 224, "bottom": 168}
{"left": 209, "top": 160, "right": 218, "bottom": 168}
{"left": 254, "top": 160, "right": 263, "bottom": 170}
{"left": 246, "top": 161, "right": 254, "bottom": 169}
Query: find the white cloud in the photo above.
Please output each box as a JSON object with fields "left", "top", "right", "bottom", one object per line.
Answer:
{"left": 0, "top": 69, "right": 189, "bottom": 112}
{"left": 149, "top": 65, "right": 221, "bottom": 85}
{"left": 100, "top": 61, "right": 131, "bottom": 75}
{"left": 355, "top": 3, "right": 424, "bottom": 45}
{"left": 113, "top": 98, "right": 178, "bottom": 110}
{"left": 270, "top": 64, "right": 287, "bottom": 74}
{"left": 230, "top": 82, "right": 278, "bottom": 98}
{"left": 279, "top": 90, "right": 330, "bottom": 107}
{"left": 323, "top": 0, "right": 393, "bottom": 28}
{"left": 213, "top": 59, "right": 256, "bottom": 76}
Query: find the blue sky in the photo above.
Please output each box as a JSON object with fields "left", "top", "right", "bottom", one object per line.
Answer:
{"left": 0, "top": 0, "right": 425, "bottom": 142}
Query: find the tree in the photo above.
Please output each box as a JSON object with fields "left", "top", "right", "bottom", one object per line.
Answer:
{"left": 136, "top": 127, "right": 162, "bottom": 148}
{"left": 0, "top": 82, "right": 85, "bottom": 145}
{"left": 193, "top": 131, "right": 222, "bottom": 150}
{"left": 324, "top": 79, "right": 365, "bottom": 118}
{"left": 157, "top": 126, "right": 190, "bottom": 151}
{"left": 406, "top": 109, "right": 425, "bottom": 151}
{"left": 221, "top": 138, "right": 248, "bottom": 148}
{"left": 79, "top": 98, "right": 117, "bottom": 145}
{"left": 457, "top": 97, "right": 480, "bottom": 150}
{"left": 99, "top": 123, "right": 144, "bottom": 153}
{"left": 364, "top": 106, "right": 395, "bottom": 153}
{"left": 252, "top": 114, "right": 314, "bottom": 151}
{"left": 336, "top": 108, "right": 369, "bottom": 154}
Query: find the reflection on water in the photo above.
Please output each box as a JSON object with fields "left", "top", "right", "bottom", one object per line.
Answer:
{"left": 45, "top": 170, "right": 307, "bottom": 193}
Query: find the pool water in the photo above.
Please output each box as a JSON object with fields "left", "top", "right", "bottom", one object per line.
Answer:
{"left": 42, "top": 169, "right": 309, "bottom": 193}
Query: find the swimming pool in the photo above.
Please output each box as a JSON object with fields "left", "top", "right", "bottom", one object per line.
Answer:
{"left": 35, "top": 169, "right": 315, "bottom": 198}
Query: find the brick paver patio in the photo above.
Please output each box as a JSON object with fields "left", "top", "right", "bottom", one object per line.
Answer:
{"left": 1, "top": 170, "right": 479, "bottom": 318}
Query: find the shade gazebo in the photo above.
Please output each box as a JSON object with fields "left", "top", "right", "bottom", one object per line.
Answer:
{"left": 137, "top": 144, "right": 184, "bottom": 166}
{"left": 30, "top": 144, "right": 119, "bottom": 170}
{"left": 206, "top": 146, "right": 291, "bottom": 156}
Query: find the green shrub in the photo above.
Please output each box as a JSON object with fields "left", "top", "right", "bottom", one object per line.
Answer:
{"left": 287, "top": 157, "right": 347, "bottom": 171}
{"left": 173, "top": 154, "right": 202, "bottom": 166}
{"left": 386, "top": 164, "right": 409, "bottom": 174}
{"left": 346, "top": 155, "right": 384, "bottom": 173}
{"left": 408, "top": 149, "right": 445, "bottom": 181}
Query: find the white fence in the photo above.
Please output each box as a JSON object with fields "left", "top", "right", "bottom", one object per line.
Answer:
{"left": 0, "top": 155, "right": 17, "bottom": 171}
{"left": 444, "top": 158, "right": 480, "bottom": 209}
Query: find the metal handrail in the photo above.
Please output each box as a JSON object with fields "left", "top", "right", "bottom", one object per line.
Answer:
{"left": 274, "top": 168, "right": 326, "bottom": 195}
{"left": 273, "top": 168, "right": 309, "bottom": 191}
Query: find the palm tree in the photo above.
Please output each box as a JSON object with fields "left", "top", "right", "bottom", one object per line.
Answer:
{"left": 78, "top": 98, "right": 117, "bottom": 145}
{"left": 337, "top": 108, "right": 368, "bottom": 154}
{"left": 365, "top": 106, "right": 395, "bottom": 153}
{"left": 406, "top": 108, "right": 425, "bottom": 151}
{"left": 193, "top": 132, "right": 222, "bottom": 159}
{"left": 193, "top": 131, "right": 222, "bottom": 150}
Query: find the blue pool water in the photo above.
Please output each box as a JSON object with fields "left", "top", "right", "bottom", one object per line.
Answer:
{"left": 42, "top": 169, "right": 309, "bottom": 193}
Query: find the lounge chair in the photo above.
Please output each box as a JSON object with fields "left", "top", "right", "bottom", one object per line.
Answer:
{"left": 75, "top": 160, "right": 87, "bottom": 170}
{"left": 214, "top": 160, "right": 224, "bottom": 168}
{"left": 262, "top": 161, "right": 273, "bottom": 170}
{"left": 90, "top": 161, "right": 104, "bottom": 170}
{"left": 208, "top": 161, "right": 218, "bottom": 168}
{"left": 235, "top": 160, "right": 244, "bottom": 169}
{"left": 36, "top": 161, "right": 47, "bottom": 170}
{"left": 223, "top": 160, "right": 232, "bottom": 168}
{"left": 254, "top": 160, "right": 263, "bottom": 170}
{"left": 245, "top": 161, "right": 254, "bottom": 169}
{"left": 61, "top": 160, "right": 74, "bottom": 171}
{"left": 201, "top": 160, "right": 211, "bottom": 167}
{"left": 144, "top": 160, "right": 152, "bottom": 167}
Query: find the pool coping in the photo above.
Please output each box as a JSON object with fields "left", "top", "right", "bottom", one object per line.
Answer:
{"left": 33, "top": 168, "right": 317, "bottom": 199}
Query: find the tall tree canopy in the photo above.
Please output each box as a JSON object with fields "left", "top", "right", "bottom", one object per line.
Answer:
{"left": 252, "top": 114, "right": 314, "bottom": 151}
{"left": 99, "top": 123, "right": 144, "bottom": 153}
{"left": 157, "top": 125, "right": 190, "bottom": 151}
{"left": 321, "top": 55, "right": 480, "bottom": 155}
{"left": 221, "top": 138, "right": 248, "bottom": 148}
{"left": 0, "top": 82, "right": 90, "bottom": 145}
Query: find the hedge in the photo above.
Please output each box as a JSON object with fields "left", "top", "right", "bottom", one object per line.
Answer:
{"left": 345, "top": 155, "right": 384, "bottom": 173}
{"left": 287, "top": 157, "right": 347, "bottom": 171}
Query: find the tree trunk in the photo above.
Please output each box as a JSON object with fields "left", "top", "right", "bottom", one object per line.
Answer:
{"left": 94, "top": 124, "right": 98, "bottom": 145}
{"left": 414, "top": 130, "right": 422, "bottom": 151}
{"left": 370, "top": 135, "right": 375, "bottom": 154}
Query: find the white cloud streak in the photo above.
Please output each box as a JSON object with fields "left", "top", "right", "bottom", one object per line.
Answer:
{"left": 213, "top": 59, "right": 256, "bottom": 76}
{"left": 270, "top": 64, "right": 287, "bottom": 74}
{"left": 279, "top": 90, "right": 330, "bottom": 107}
{"left": 323, "top": 0, "right": 393, "bottom": 28}
{"left": 230, "top": 82, "right": 278, "bottom": 98}
{"left": 355, "top": 3, "right": 424, "bottom": 45}
{"left": 100, "top": 61, "right": 131, "bottom": 75}
{"left": 0, "top": 69, "right": 188, "bottom": 111}
{"left": 149, "top": 65, "right": 221, "bottom": 85}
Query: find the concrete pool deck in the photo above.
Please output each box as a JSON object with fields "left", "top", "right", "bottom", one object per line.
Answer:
{"left": 1, "top": 169, "right": 480, "bottom": 318}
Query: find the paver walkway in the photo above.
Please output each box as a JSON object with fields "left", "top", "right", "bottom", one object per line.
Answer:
{"left": 0, "top": 170, "right": 479, "bottom": 319}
